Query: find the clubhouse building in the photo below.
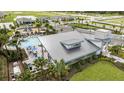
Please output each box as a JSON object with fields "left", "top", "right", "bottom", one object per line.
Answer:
{"left": 38, "top": 31, "right": 108, "bottom": 65}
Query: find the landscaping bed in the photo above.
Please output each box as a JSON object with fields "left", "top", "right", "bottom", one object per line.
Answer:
{"left": 108, "top": 45, "right": 124, "bottom": 59}
{"left": 3, "top": 48, "right": 28, "bottom": 62}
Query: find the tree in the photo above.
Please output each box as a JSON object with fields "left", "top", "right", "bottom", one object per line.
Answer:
{"left": 35, "top": 22, "right": 42, "bottom": 32}
{"left": 0, "top": 33, "right": 10, "bottom": 80}
{"left": 33, "top": 57, "right": 48, "bottom": 69}
{"left": 0, "top": 33, "right": 10, "bottom": 55}
{"left": 72, "top": 26, "right": 76, "bottom": 31}
{"left": 110, "top": 45, "right": 121, "bottom": 55}
{"left": 9, "top": 24, "right": 16, "bottom": 32}
{"left": 17, "top": 69, "right": 33, "bottom": 81}
{"left": 44, "top": 23, "right": 50, "bottom": 35}
{"left": 9, "top": 35, "right": 24, "bottom": 62}
{"left": 33, "top": 57, "right": 50, "bottom": 80}
{"left": 54, "top": 59, "right": 69, "bottom": 80}
{"left": 14, "top": 31, "right": 21, "bottom": 38}
{"left": 3, "top": 24, "right": 7, "bottom": 34}
{"left": 18, "top": 57, "right": 69, "bottom": 81}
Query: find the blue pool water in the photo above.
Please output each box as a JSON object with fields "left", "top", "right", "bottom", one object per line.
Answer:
{"left": 20, "top": 37, "right": 41, "bottom": 48}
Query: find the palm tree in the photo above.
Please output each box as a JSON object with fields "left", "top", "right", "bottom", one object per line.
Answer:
{"left": 35, "top": 22, "right": 42, "bottom": 32}
{"left": 33, "top": 57, "right": 48, "bottom": 69}
{"left": 14, "top": 31, "right": 21, "bottom": 38}
{"left": 9, "top": 24, "right": 16, "bottom": 32}
{"left": 9, "top": 36, "right": 24, "bottom": 62}
{"left": 9, "top": 38, "right": 19, "bottom": 58}
{"left": 15, "top": 31, "right": 24, "bottom": 62}
{"left": 0, "top": 33, "right": 10, "bottom": 55}
{"left": 33, "top": 58, "right": 69, "bottom": 80}
{"left": 3, "top": 24, "right": 7, "bottom": 34}
{"left": 110, "top": 45, "right": 121, "bottom": 55}
{"left": 53, "top": 59, "right": 69, "bottom": 80}
{"left": 18, "top": 57, "right": 69, "bottom": 81}
{"left": 44, "top": 23, "right": 50, "bottom": 34}
{"left": 9, "top": 31, "right": 21, "bottom": 57}
{"left": 33, "top": 57, "right": 49, "bottom": 80}
{"left": 72, "top": 26, "right": 76, "bottom": 31}
{"left": 17, "top": 69, "right": 33, "bottom": 81}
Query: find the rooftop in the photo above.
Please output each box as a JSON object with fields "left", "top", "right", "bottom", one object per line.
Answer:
{"left": 0, "top": 22, "right": 14, "bottom": 30}
{"left": 38, "top": 31, "right": 100, "bottom": 64}
{"left": 60, "top": 38, "right": 83, "bottom": 45}
{"left": 14, "top": 16, "right": 36, "bottom": 21}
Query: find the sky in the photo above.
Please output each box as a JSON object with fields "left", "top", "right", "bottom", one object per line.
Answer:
{"left": 0, "top": 0, "right": 124, "bottom": 11}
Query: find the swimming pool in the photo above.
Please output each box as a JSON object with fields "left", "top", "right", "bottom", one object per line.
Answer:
{"left": 19, "top": 36, "right": 44, "bottom": 66}
{"left": 20, "top": 36, "right": 41, "bottom": 48}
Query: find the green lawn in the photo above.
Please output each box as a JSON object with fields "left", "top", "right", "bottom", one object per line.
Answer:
{"left": 0, "top": 11, "right": 68, "bottom": 23}
{"left": 71, "top": 23, "right": 97, "bottom": 30}
{"left": 101, "top": 18, "right": 124, "bottom": 24}
{"left": 0, "top": 11, "right": 88, "bottom": 23}
{"left": 84, "top": 12, "right": 121, "bottom": 17}
{"left": 70, "top": 61, "right": 124, "bottom": 81}
{"left": 0, "top": 11, "right": 89, "bottom": 23}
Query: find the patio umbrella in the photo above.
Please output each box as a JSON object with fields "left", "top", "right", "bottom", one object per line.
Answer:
{"left": 32, "top": 47, "right": 37, "bottom": 51}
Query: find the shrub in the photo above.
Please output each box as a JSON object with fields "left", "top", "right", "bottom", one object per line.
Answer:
{"left": 98, "top": 56, "right": 114, "bottom": 62}
{"left": 74, "top": 63, "right": 82, "bottom": 72}
{"left": 80, "top": 60, "right": 86, "bottom": 65}
{"left": 4, "top": 49, "right": 28, "bottom": 62}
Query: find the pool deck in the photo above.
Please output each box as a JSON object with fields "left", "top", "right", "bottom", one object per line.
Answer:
{"left": 21, "top": 36, "right": 48, "bottom": 65}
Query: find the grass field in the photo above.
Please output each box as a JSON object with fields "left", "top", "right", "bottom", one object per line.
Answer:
{"left": 102, "top": 18, "right": 124, "bottom": 24}
{"left": 71, "top": 23, "right": 97, "bottom": 30}
{"left": 70, "top": 61, "right": 124, "bottom": 81}
{"left": 0, "top": 11, "right": 68, "bottom": 22}
{"left": 0, "top": 11, "right": 88, "bottom": 23}
{"left": 84, "top": 13, "right": 121, "bottom": 17}
{"left": 0, "top": 56, "right": 8, "bottom": 80}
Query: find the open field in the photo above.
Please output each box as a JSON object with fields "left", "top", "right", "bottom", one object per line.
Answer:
{"left": 70, "top": 61, "right": 124, "bottom": 81}
{"left": 0, "top": 11, "right": 69, "bottom": 22}
{"left": 101, "top": 18, "right": 124, "bottom": 24}
{"left": 84, "top": 12, "right": 123, "bottom": 17}
{"left": 0, "top": 11, "right": 88, "bottom": 23}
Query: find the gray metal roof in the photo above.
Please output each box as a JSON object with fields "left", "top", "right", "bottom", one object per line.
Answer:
{"left": 38, "top": 31, "right": 100, "bottom": 64}
{"left": 60, "top": 39, "right": 83, "bottom": 45}
{"left": 86, "top": 39, "right": 103, "bottom": 48}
